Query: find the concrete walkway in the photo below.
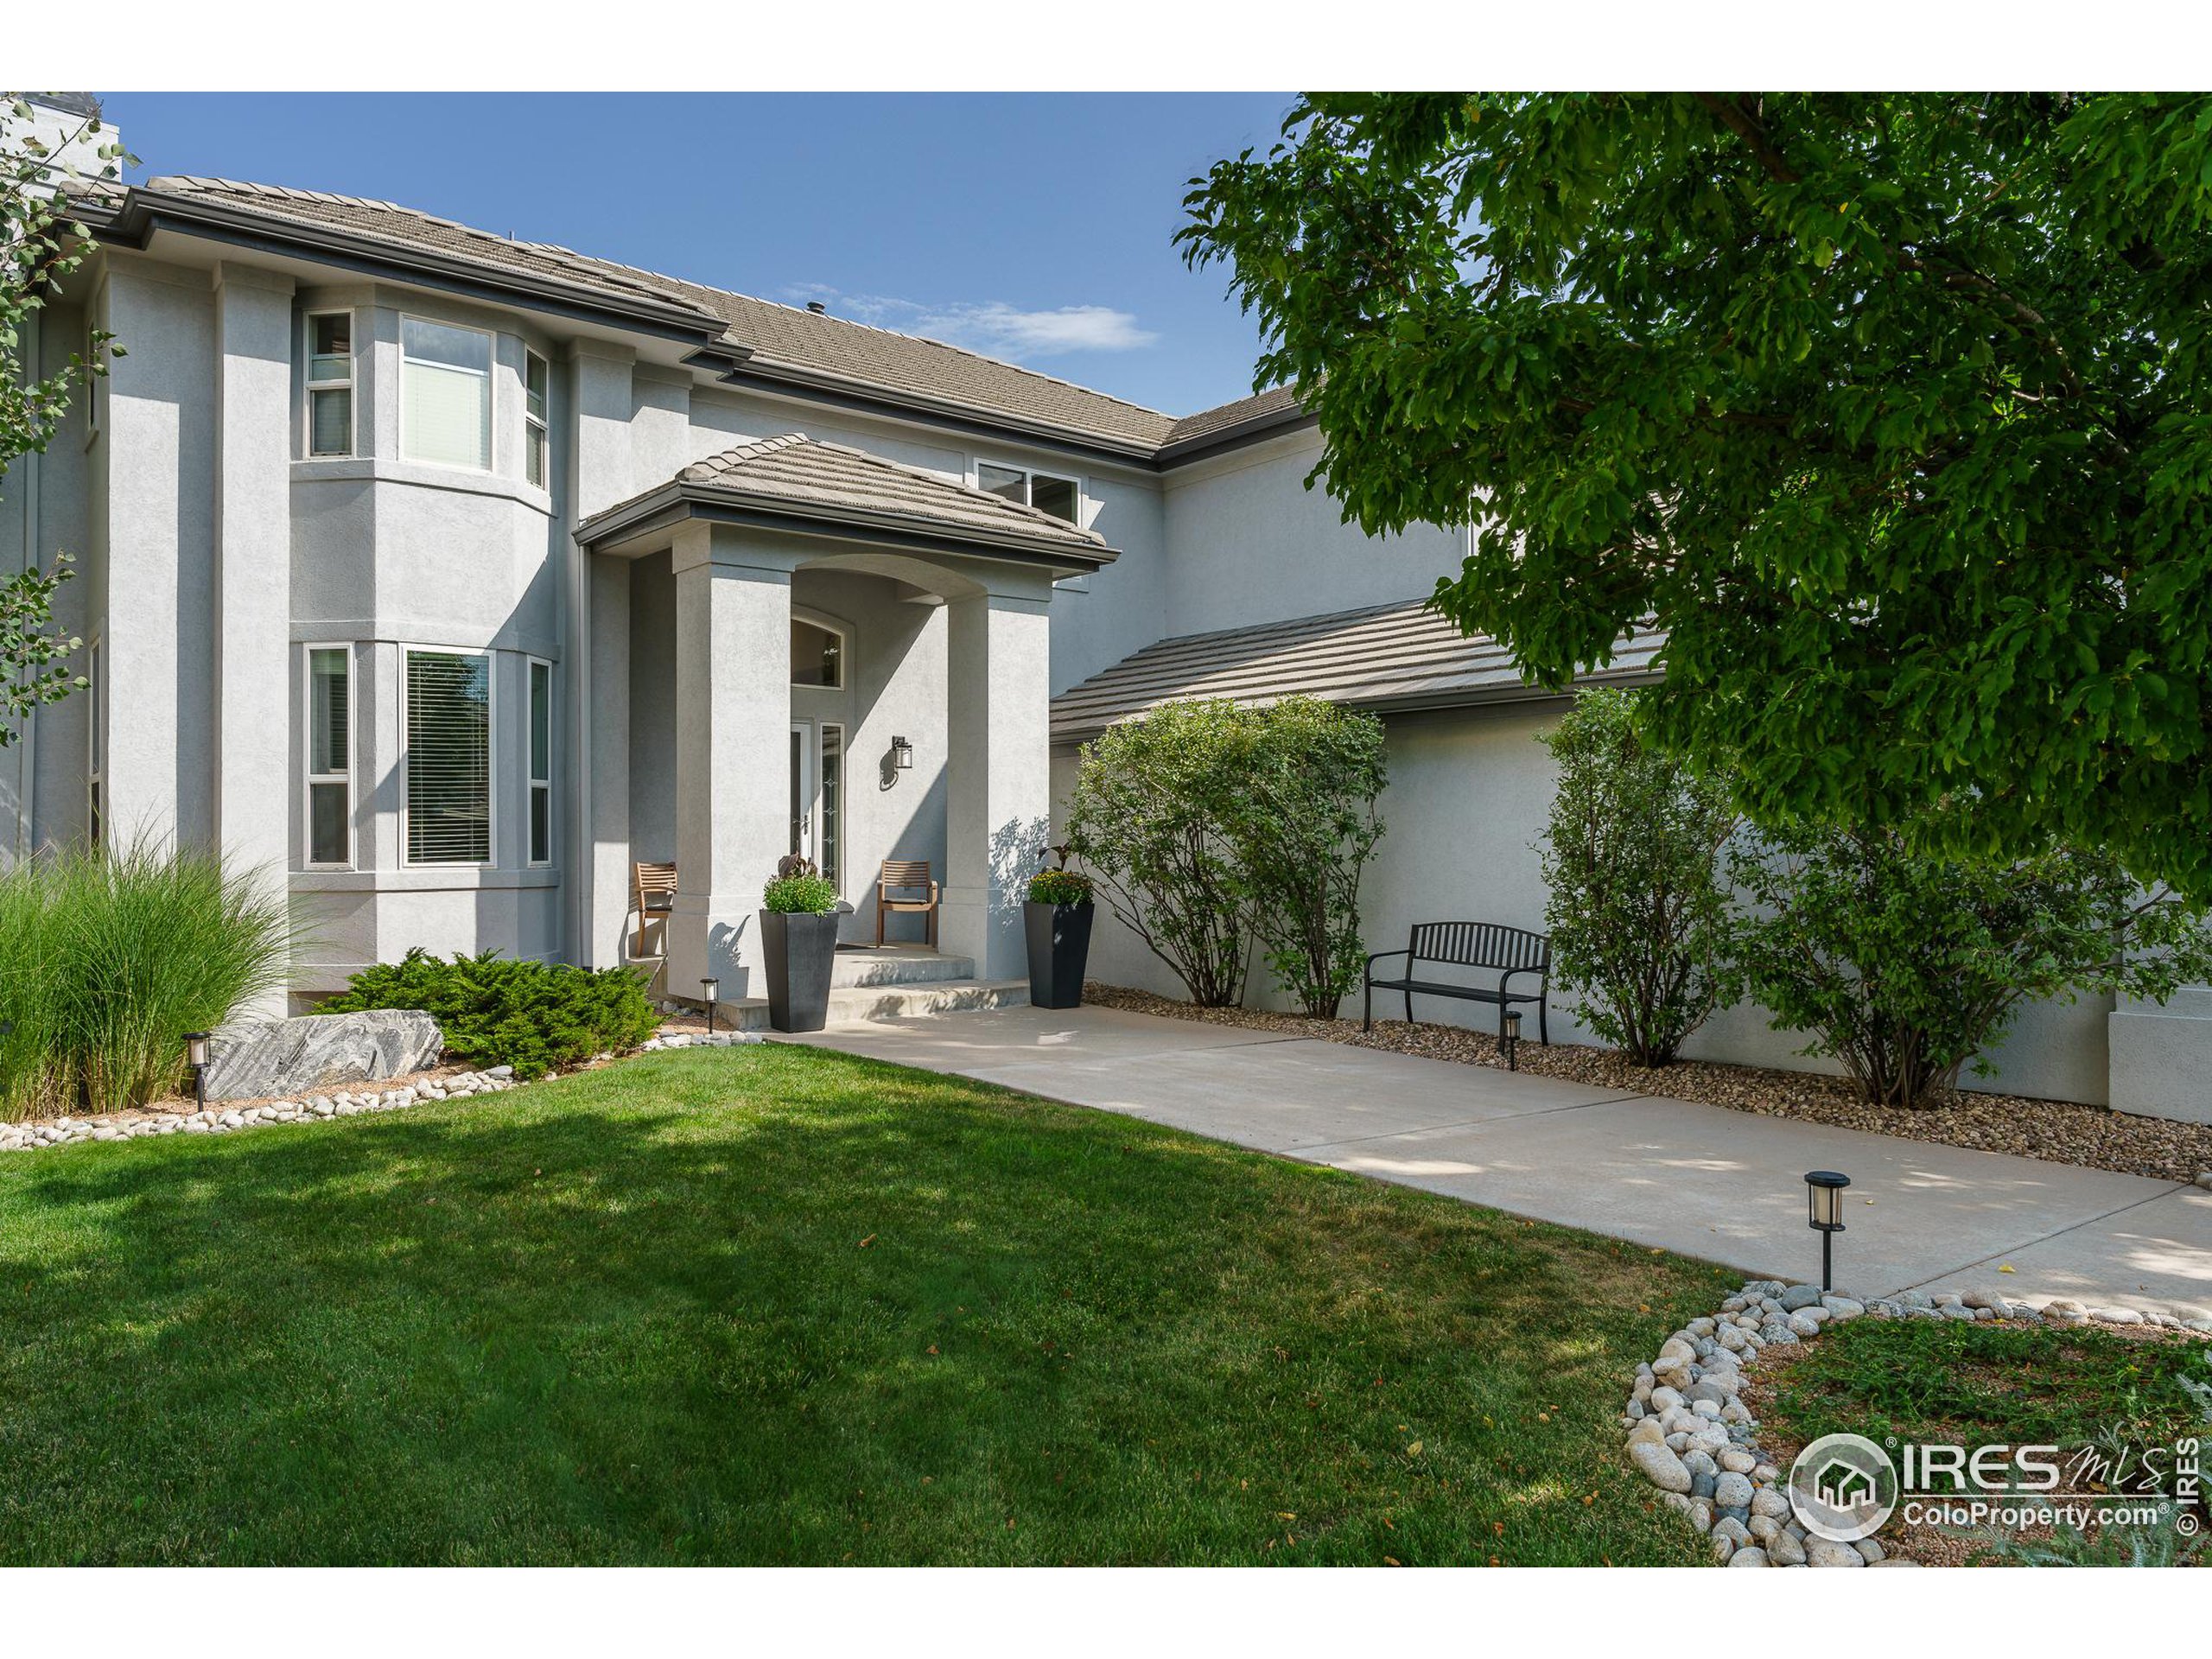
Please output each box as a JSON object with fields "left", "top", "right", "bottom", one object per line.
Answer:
{"left": 785, "top": 1005, "right": 2212, "bottom": 1319}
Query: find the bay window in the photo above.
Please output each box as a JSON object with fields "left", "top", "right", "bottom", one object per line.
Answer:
{"left": 527, "top": 657, "right": 553, "bottom": 866}
{"left": 524, "top": 350, "right": 549, "bottom": 488}
{"left": 306, "top": 311, "right": 353, "bottom": 458}
{"left": 401, "top": 317, "right": 493, "bottom": 470}
{"left": 404, "top": 649, "right": 493, "bottom": 865}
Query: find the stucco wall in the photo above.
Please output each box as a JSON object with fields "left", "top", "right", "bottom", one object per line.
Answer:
{"left": 1054, "top": 700, "right": 2115, "bottom": 1107}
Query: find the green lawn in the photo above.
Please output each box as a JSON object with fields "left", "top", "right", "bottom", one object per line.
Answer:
{"left": 0, "top": 1046, "right": 1733, "bottom": 1565}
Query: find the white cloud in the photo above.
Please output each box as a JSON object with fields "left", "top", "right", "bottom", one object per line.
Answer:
{"left": 782, "top": 287, "right": 1157, "bottom": 359}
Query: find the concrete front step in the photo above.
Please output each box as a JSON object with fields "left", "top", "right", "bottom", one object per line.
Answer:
{"left": 830, "top": 947, "right": 978, "bottom": 988}
{"left": 711, "top": 977, "right": 1028, "bottom": 1031}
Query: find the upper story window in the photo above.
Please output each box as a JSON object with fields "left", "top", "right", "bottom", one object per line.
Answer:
{"left": 791, "top": 616, "right": 844, "bottom": 689}
{"left": 524, "top": 350, "right": 549, "bottom": 488}
{"left": 401, "top": 317, "right": 493, "bottom": 471}
{"left": 978, "top": 461, "right": 1080, "bottom": 524}
{"left": 305, "top": 311, "right": 354, "bottom": 459}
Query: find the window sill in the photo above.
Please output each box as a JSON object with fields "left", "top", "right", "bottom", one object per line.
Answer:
{"left": 290, "top": 867, "right": 562, "bottom": 893}
{"left": 292, "top": 455, "right": 552, "bottom": 515}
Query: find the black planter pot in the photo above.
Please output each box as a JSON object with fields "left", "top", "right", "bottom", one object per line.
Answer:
{"left": 1024, "top": 899, "right": 1095, "bottom": 1010}
{"left": 760, "top": 910, "right": 840, "bottom": 1033}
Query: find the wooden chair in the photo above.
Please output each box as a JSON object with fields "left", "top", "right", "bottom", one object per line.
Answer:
{"left": 874, "top": 859, "right": 940, "bottom": 947}
{"left": 632, "top": 861, "right": 678, "bottom": 957}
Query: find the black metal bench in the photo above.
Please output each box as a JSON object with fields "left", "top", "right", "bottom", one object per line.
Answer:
{"left": 1363, "top": 922, "right": 1551, "bottom": 1042}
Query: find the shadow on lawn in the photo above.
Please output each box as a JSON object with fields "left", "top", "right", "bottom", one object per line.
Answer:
{"left": 0, "top": 1050, "right": 1732, "bottom": 1565}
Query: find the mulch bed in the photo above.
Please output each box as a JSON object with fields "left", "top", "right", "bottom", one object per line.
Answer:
{"left": 1082, "top": 982, "right": 2212, "bottom": 1185}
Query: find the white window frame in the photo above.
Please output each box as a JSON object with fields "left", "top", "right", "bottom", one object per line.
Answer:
{"left": 401, "top": 645, "right": 497, "bottom": 869}
{"left": 974, "top": 458, "right": 1084, "bottom": 527}
{"left": 304, "top": 309, "right": 356, "bottom": 460}
{"left": 524, "top": 349, "right": 549, "bottom": 490}
{"left": 817, "top": 720, "right": 844, "bottom": 893}
{"left": 86, "top": 634, "right": 102, "bottom": 845}
{"left": 398, "top": 314, "right": 495, "bottom": 474}
{"left": 301, "top": 642, "right": 355, "bottom": 871}
{"left": 790, "top": 607, "right": 850, "bottom": 690}
{"left": 526, "top": 655, "right": 554, "bottom": 868}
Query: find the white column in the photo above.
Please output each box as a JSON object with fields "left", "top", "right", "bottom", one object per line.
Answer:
{"left": 568, "top": 340, "right": 634, "bottom": 968}
{"left": 942, "top": 582, "right": 1053, "bottom": 979}
{"left": 212, "top": 263, "right": 296, "bottom": 1014}
{"left": 669, "top": 523, "right": 792, "bottom": 998}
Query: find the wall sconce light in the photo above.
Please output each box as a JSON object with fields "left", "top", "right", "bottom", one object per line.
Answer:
{"left": 1805, "top": 1169, "right": 1851, "bottom": 1292}
{"left": 892, "top": 735, "right": 914, "bottom": 771}
{"left": 1501, "top": 1009, "right": 1522, "bottom": 1071}
{"left": 701, "top": 977, "right": 720, "bottom": 1036}
{"left": 184, "top": 1031, "right": 213, "bottom": 1111}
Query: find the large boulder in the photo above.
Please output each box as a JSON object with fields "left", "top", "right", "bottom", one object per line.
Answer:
{"left": 201, "top": 1011, "right": 442, "bottom": 1102}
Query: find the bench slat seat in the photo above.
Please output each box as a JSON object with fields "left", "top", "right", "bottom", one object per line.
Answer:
{"left": 1363, "top": 921, "right": 1551, "bottom": 1043}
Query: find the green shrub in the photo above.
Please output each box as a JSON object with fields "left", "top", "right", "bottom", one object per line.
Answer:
{"left": 1538, "top": 688, "right": 1737, "bottom": 1065}
{"left": 320, "top": 948, "right": 655, "bottom": 1080}
{"left": 1727, "top": 810, "right": 2212, "bottom": 1109}
{"left": 763, "top": 874, "right": 840, "bottom": 914}
{"left": 1026, "top": 868, "right": 1093, "bottom": 907}
{"left": 1064, "top": 700, "right": 1261, "bottom": 1006}
{"left": 1234, "top": 696, "right": 1388, "bottom": 1019}
{"left": 0, "top": 837, "right": 289, "bottom": 1120}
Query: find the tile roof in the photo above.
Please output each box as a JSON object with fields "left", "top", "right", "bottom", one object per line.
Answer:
{"left": 1049, "top": 598, "right": 1664, "bottom": 742}
{"left": 1161, "top": 384, "right": 1306, "bottom": 448}
{"left": 127, "top": 176, "right": 1181, "bottom": 451}
{"left": 581, "top": 433, "right": 1113, "bottom": 557}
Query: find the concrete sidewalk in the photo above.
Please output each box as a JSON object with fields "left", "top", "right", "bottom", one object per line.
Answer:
{"left": 786, "top": 1004, "right": 2212, "bottom": 1319}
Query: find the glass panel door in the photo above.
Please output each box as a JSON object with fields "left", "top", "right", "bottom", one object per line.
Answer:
{"left": 789, "top": 721, "right": 815, "bottom": 864}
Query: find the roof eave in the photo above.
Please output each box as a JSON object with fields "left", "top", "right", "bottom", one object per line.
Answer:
{"left": 577, "top": 479, "right": 1119, "bottom": 573}
{"left": 92, "top": 187, "right": 735, "bottom": 347}
{"left": 1154, "top": 405, "right": 1319, "bottom": 468}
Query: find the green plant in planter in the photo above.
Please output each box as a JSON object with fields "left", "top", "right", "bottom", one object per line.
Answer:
{"left": 1027, "top": 868, "right": 1094, "bottom": 907}
{"left": 764, "top": 874, "right": 840, "bottom": 914}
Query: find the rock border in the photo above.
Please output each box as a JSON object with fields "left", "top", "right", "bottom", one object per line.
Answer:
{"left": 1625, "top": 1280, "right": 2212, "bottom": 1567}
{"left": 0, "top": 1030, "right": 764, "bottom": 1154}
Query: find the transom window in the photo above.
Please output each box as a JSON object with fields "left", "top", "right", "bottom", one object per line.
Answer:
{"left": 401, "top": 317, "right": 493, "bottom": 471}
{"left": 404, "top": 649, "right": 493, "bottom": 865}
{"left": 791, "top": 616, "right": 844, "bottom": 689}
{"left": 305, "top": 312, "right": 353, "bottom": 458}
{"left": 977, "top": 461, "right": 1079, "bottom": 524}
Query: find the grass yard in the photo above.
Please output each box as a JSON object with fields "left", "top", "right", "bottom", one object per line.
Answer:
{"left": 0, "top": 1045, "right": 1735, "bottom": 1566}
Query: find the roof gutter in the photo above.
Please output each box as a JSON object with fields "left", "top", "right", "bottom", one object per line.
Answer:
{"left": 1154, "top": 404, "right": 1319, "bottom": 469}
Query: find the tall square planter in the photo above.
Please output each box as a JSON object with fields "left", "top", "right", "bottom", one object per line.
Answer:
{"left": 760, "top": 910, "right": 840, "bottom": 1033}
{"left": 1024, "top": 900, "right": 1094, "bottom": 1010}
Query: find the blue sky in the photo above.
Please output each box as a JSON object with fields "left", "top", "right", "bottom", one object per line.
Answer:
{"left": 101, "top": 92, "right": 1296, "bottom": 417}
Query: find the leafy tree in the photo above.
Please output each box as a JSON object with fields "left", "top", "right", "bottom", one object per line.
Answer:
{"left": 1726, "top": 810, "right": 2212, "bottom": 1109}
{"left": 1235, "top": 696, "right": 1387, "bottom": 1018}
{"left": 1539, "top": 688, "right": 1735, "bottom": 1064}
{"left": 3, "top": 95, "right": 128, "bottom": 745}
{"left": 1064, "top": 699, "right": 1259, "bottom": 1006}
{"left": 1180, "top": 93, "right": 2212, "bottom": 899}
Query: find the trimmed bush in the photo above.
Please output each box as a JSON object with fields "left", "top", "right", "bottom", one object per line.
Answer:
{"left": 763, "top": 874, "right": 841, "bottom": 914}
{"left": 0, "top": 838, "right": 289, "bottom": 1120}
{"left": 320, "top": 949, "right": 656, "bottom": 1081}
{"left": 1727, "top": 812, "right": 2212, "bottom": 1109}
{"left": 1539, "top": 688, "right": 1737, "bottom": 1065}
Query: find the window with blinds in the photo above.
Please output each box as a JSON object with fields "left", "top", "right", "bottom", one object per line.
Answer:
{"left": 305, "top": 645, "right": 352, "bottom": 868}
{"left": 527, "top": 658, "right": 553, "bottom": 866}
{"left": 401, "top": 317, "right": 492, "bottom": 470}
{"left": 405, "top": 650, "right": 493, "bottom": 865}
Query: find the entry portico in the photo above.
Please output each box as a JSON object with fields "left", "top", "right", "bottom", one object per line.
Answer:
{"left": 575, "top": 435, "right": 1114, "bottom": 996}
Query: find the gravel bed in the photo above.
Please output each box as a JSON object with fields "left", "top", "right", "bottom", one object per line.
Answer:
{"left": 1083, "top": 982, "right": 2212, "bottom": 1185}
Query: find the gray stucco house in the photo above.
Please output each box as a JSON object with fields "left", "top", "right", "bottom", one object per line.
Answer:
{"left": 3, "top": 95, "right": 2205, "bottom": 1120}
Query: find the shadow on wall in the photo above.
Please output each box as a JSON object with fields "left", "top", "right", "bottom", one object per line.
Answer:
{"left": 709, "top": 916, "right": 753, "bottom": 999}
{"left": 990, "top": 815, "right": 1052, "bottom": 903}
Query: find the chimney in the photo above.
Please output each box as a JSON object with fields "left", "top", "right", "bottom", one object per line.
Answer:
{"left": 14, "top": 93, "right": 123, "bottom": 197}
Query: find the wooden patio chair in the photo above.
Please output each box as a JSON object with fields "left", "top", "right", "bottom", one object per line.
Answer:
{"left": 874, "top": 859, "right": 940, "bottom": 947}
{"left": 632, "top": 861, "right": 678, "bottom": 958}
